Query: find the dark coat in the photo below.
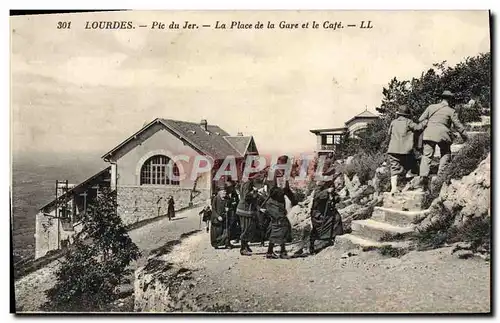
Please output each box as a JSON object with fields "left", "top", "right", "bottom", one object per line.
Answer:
{"left": 310, "top": 188, "right": 343, "bottom": 241}
{"left": 167, "top": 198, "right": 175, "bottom": 217}
{"left": 199, "top": 209, "right": 212, "bottom": 222}
{"left": 210, "top": 194, "right": 229, "bottom": 247}
{"left": 236, "top": 180, "right": 259, "bottom": 218}
{"left": 265, "top": 179, "right": 296, "bottom": 245}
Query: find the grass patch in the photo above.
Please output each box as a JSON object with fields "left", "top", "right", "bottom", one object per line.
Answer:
{"left": 340, "top": 152, "right": 387, "bottom": 185}
{"left": 377, "top": 245, "right": 409, "bottom": 258}
{"left": 414, "top": 201, "right": 490, "bottom": 255}
{"left": 379, "top": 232, "right": 409, "bottom": 242}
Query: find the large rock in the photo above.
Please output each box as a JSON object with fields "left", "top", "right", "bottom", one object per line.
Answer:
{"left": 344, "top": 174, "right": 361, "bottom": 196}
{"left": 418, "top": 153, "right": 491, "bottom": 229}
{"left": 372, "top": 165, "right": 389, "bottom": 190}
{"left": 288, "top": 192, "right": 314, "bottom": 231}
{"left": 439, "top": 153, "right": 490, "bottom": 224}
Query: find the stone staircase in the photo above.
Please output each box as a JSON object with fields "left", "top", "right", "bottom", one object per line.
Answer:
{"left": 337, "top": 191, "right": 429, "bottom": 249}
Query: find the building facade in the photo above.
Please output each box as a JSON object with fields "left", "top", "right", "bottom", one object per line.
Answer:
{"left": 310, "top": 110, "right": 379, "bottom": 156}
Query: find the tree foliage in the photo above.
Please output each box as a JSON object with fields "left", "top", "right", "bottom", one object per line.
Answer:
{"left": 341, "top": 52, "right": 491, "bottom": 156}
{"left": 43, "top": 188, "right": 141, "bottom": 311}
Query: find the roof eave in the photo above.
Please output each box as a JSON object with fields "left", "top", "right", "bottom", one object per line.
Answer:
{"left": 310, "top": 127, "right": 347, "bottom": 134}
{"left": 344, "top": 115, "right": 379, "bottom": 125}
{"left": 101, "top": 118, "right": 162, "bottom": 161}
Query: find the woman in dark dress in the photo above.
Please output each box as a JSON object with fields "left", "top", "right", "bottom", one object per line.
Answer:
{"left": 264, "top": 176, "right": 297, "bottom": 259}
{"left": 167, "top": 195, "right": 175, "bottom": 221}
{"left": 236, "top": 177, "right": 259, "bottom": 256}
{"left": 309, "top": 181, "right": 344, "bottom": 254}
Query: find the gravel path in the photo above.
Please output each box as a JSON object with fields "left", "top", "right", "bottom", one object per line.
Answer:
{"left": 166, "top": 232, "right": 491, "bottom": 313}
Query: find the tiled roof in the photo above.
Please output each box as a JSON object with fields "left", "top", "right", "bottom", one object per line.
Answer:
{"left": 356, "top": 110, "right": 378, "bottom": 118}
{"left": 224, "top": 136, "right": 252, "bottom": 155}
{"left": 102, "top": 118, "right": 251, "bottom": 161}
{"left": 344, "top": 110, "right": 379, "bottom": 125}
{"left": 160, "top": 119, "right": 243, "bottom": 159}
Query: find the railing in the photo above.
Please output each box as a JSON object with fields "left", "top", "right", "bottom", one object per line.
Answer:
{"left": 318, "top": 144, "right": 336, "bottom": 151}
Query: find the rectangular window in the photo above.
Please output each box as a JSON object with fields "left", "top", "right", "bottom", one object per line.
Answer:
{"left": 334, "top": 134, "right": 341, "bottom": 145}
{"left": 326, "top": 135, "right": 334, "bottom": 145}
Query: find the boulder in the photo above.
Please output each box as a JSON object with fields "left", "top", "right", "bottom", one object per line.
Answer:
{"left": 418, "top": 153, "right": 490, "bottom": 230}
{"left": 372, "top": 165, "right": 390, "bottom": 193}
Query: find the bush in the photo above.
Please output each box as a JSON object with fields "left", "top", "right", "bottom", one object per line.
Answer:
{"left": 43, "top": 188, "right": 141, "bottom": 312}
{"left": 450, "top": 217, "right": 491, "bottom": 253}
{"left": 414, "top": 202, "right": 457, "bottom": 250}
{"left": 341, "top": 152, "right": 387, "bottom": 184}
{"left": 415, "top": 201, "right": 490, "bottom": 254}
{"left": 447, "top": 132, "right": 490, "bottom": 180}
{"left": 377, "top": 245, "right": 409, "bottom": 258}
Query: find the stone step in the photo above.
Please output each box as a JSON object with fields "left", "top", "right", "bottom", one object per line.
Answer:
{"left": 351, "top": 219, "right": 415, "bottom": 242}
{"left": 372, "top": 207, "right": 430, "bottom": 227}
{"left": 335, "top": 234, "right": 411, "bottom": 250}
{"left": 382, "top": 191, "right": 426, "bottom": 211}
{"left": 335, "top": 234, "right": 386, "bottom": 249}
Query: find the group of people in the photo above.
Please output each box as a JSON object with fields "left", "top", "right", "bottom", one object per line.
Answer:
{"left": 199, "top": 156, "right": 344, "bottom": 259}
{"left": 387, "top": 90, "right": 469, "bottom": 193}
{"left": 196, "top": 90, "right": 467, "bottom": 259}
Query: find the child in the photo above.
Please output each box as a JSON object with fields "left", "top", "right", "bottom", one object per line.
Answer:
{"left": 199, "top": 206, "right": 212, "bottom": 233}
{"left": 387, "top": 105, "right": 428, "bottom": 194}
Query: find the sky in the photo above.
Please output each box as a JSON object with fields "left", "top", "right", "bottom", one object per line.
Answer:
{"left": 10, "top": 10, "right": 490, "bottom": 157}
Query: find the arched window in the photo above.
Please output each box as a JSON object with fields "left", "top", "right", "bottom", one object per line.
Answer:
{"left": 140, "top": 155, "right": 180, "bottom": 185}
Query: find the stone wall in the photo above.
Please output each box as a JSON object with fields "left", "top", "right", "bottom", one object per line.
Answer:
{"left": 117, "top": 186, "right": 210, "bottom": 226}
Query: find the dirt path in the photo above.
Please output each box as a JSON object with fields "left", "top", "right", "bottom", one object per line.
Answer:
{"left": 166, "top": 232, "right": 491, "bottom": 313}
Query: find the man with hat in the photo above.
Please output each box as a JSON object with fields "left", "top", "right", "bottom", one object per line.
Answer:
{"left": 210, "top": 182, "right": 233, "bottom": 249}
{"left": 417, "top": 90, "right": 468, "bottom": 190}
{"left": 225, "top": 179, "right": 241, "bottom": 244}
{"left": 386, "top": 105, "right": 428, "bottom": 193}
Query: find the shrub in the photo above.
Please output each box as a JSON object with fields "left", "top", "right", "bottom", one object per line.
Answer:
{"left": 43, "top": 188, "right": 141, "bottom": 312}
{"left": 341, "top": 152, "right": 387, "bottom": 184}
{"left": 447, "top": 132, "right": 490, "bottom": 180}
{"left": 415, "top": 201, "right": 490, "bottom": 254}
{"left": 414, "top": 202, "right": 457, "bottom": 250}
{"left": 377, "top": 245, "right": 409, "bottom": 258}
{"left": 449, "top": 217, "right": 491, "bottom": 253}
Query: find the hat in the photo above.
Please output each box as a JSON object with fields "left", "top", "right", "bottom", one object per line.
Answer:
{"left": 397, "top": 105, "right": 411, "bottom": 116}
{"left": 277, "top": 155, "right": 289, "bottom": 164}
{"left": 441, "top": 90, "right": 455, "bottom": 98}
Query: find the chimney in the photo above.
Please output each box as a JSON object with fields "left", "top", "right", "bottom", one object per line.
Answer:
{"left": 237, "top": 132, "right": 243, "bottom": 136}
{"left": 200, "top": 119, "right": 208, "bottom": 131}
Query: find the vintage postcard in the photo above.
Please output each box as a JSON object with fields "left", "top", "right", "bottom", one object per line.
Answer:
{"left": 10, "top": 10, "right": 491, "bottom": 313}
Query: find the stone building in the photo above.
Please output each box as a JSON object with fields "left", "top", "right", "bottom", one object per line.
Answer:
{"left": 310, "top": 110, "right": 379, "bottom": 156}
{"left": 34, "top": 118, "right": 258, "bottom": 258}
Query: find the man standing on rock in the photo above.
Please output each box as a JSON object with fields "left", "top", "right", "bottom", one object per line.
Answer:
{"left": 387, "top": 105, "right": 428, "bottom": 194}
{"left": 417, "top": 90, "right": 468, "bottom": 191}
{"left": 236, "top": 174, "right": 259, "bottom": 256}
